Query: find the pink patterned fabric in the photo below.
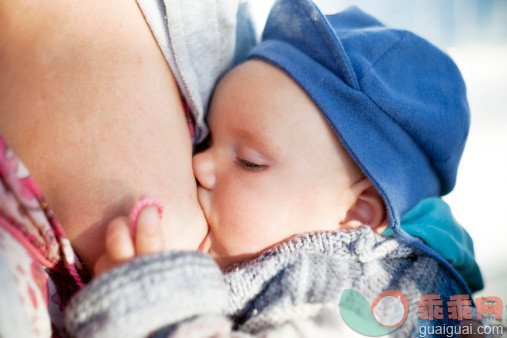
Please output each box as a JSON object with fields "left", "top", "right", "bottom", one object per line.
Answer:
{"left": 0, "top": 135, "right": 89, "bottom": 337}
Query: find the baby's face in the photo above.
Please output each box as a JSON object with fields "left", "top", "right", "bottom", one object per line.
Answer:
{"left": 193, "top": 60, "right": 363, "bottom": 268}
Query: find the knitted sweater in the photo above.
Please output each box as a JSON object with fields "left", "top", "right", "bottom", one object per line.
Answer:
{"left": 64, "top": 226, "right": 463, "bottom": 337}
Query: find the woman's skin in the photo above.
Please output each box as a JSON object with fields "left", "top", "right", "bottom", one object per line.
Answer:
{"left": 0, "top": 1, "right": 207, "bottom": 271}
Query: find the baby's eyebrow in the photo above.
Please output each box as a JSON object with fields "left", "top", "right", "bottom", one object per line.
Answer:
{"left": 233, "top": 128, "right": 280, "bottom": 157}
{"left": 234, "top": 128, "right": 271, "bottom": 147}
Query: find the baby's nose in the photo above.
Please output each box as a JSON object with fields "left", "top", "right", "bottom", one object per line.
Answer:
{"left": 192, "top": 151, "right": 216, "bottom": 190}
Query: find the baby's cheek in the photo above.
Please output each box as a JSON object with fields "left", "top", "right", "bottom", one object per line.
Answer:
{"left": 216, "top": 192, "right": 259, "bottom": 245}
{"left": 213, "top": 183, "right": 279, "bottom": 254}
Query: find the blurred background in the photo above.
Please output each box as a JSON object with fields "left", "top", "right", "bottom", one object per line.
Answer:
{"left": 249, "top": 0, "right": 507, "bottom": 311}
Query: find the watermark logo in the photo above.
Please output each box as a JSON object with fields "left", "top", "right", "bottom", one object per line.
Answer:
{"left": 419, "top": 294, "right": 503, "bottom": 321}
{"left": 371, "top": 290, "right": 409, "bottom": 328}
{"left": 340, "top": 289, "right": 504, "bottom": 336}
{"left": 339, "top": 289, "right": 408, "bottom": 336}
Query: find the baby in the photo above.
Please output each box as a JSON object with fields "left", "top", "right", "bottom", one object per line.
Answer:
{"left": 66, "top": 1, "right": 480, "bottom": 337}
{"left": 93, "top": 56, "right": 387, "bottom": 275}
{"left": 92, "top": 57, "right": 386, "bottom": 275}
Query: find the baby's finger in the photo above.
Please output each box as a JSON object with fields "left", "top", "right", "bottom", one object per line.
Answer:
{"left": 106, "top": 216, "right": 135, "bottom": 262}
{"left": 135, "top": 205, "right": 165, "bottom": 255}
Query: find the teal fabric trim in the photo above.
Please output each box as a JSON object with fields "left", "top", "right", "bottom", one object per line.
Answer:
{"left": 382, "top": 197, "right": 483, "bottom": 292}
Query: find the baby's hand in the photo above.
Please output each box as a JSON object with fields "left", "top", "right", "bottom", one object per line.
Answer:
{"left": 94, "top": 199, "right": 164, "bottom": 277}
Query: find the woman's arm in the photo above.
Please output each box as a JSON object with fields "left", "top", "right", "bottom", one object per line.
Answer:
{"left": 0, "top": 0, "right": 207, "bottom": 271}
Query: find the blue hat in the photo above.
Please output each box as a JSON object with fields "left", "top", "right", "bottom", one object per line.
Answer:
{"left": 248, "top": 0, "right": 471, "bottom": 294}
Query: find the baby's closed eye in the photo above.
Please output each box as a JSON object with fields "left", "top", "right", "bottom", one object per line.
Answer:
{"left": 235, "top": 158, "right": 267, "bottom": 172}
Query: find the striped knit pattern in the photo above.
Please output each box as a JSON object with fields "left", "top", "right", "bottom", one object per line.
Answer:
{"left": 65, "top": 226, "right": 463, "bottom": 337}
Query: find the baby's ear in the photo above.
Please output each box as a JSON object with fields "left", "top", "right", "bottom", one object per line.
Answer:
{"left": 340, "top": 178, "right": 387, "bottom": 234}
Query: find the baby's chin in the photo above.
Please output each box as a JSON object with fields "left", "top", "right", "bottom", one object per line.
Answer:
{"left": 204, "top": 230, "right": 229, "bottom": 268}
{"left": 205, "top": 232, "right": 241, "bottom": 269}
{"left": 206, "top": 235, "right": 269, "bottom": 270}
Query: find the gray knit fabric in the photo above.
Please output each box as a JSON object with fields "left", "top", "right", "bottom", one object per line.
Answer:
{"left": 65, "top": 251, "right": 228, "bottom": 338}
{"left": 64, "top": 226, "right": 465, "bottom": 337}
{"left": 136, "top": 0, "right": 242, "bottom": 143}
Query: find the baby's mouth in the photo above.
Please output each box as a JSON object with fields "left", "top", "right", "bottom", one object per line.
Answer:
{"left": 195, "top": 186, "right": 213, "bottom": 253}
{"left": 197, "top": 229, "right": 211, "bottom": 253}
